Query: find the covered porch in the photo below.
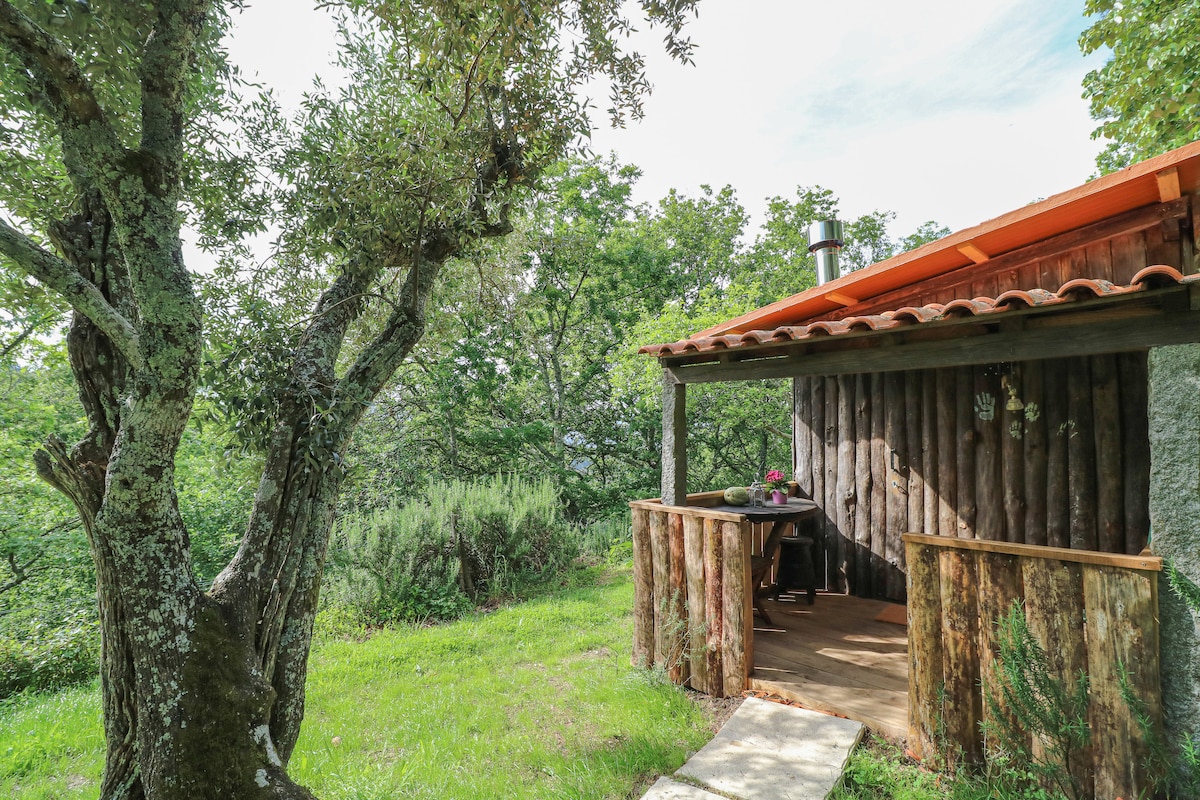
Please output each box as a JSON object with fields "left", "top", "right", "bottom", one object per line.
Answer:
{"left": 630, "top": 141, "right": 1200, "bottom": 799}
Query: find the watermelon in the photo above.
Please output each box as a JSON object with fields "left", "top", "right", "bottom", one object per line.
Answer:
{"left": 723, "top": 486, "right": 750, "bottom": 506}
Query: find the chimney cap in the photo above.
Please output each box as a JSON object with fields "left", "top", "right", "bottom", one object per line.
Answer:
{"left": 808, "top": 219, "right": 844, "bottom": 253}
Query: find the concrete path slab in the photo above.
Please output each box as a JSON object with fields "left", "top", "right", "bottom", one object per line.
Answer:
{"left": 640, "top": 776, "right": 728, "bottom": 800}
{"left": 675, "top": 697, "right": 864, "bottom": 800}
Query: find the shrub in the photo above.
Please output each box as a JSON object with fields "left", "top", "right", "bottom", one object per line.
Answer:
{"left": 0, "top": 610, "right": 99, "bottom": 700}
{"left": 324, "top": 475, "right": 576, "bottom": 624}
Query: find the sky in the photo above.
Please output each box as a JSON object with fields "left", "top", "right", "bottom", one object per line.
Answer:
{"left": 224, "top": 0, "right": 1110, "bottom": 241}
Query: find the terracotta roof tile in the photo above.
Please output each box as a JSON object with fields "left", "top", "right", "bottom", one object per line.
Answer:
{"left": 638, "top": 268, "right": 1200, "bottom": 358}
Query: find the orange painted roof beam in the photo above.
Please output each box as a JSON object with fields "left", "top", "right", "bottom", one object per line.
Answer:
{"left": 695, "top": 140, "right": 1200, "bottom": 338}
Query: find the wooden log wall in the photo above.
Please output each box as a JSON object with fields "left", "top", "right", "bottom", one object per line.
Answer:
{"left": 630, "top": 499, "right": 752, "bottom": 697}
{"left": 794, "top": 353, "right": 1151, "bottom": 601}
{"left": 904, "top": 534, "right": 1163, "bottom": 800}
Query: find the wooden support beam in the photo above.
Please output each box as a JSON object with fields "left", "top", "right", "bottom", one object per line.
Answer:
{"left": 661, "top": 373, "right": 687, "bottom": 505}
{"left": 957, "top": 241, "right": 990, "bottom": 264}
{"left": 1157, "top": 167, "right": 1182, "bottom": 202}
{"left": 824, "top": 290, "right": 860, "bottom": 307}
{"left": 901, "top": 532, "right": 1162, "bottom": 571}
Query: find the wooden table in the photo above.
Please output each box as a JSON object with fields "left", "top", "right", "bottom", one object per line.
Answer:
{"left": 707, "top": 499, "right": 822, "bottom": 620}
{"left": 706, "top": 498, "right": 820, "bottom": 521}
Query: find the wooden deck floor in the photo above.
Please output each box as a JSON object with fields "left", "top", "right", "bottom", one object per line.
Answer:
{"left": 749, "top": 591, "right": 910, "bottom": 739}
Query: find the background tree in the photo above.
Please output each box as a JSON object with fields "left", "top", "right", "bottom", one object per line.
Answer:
{"left": 0, "top": 1, "right": 697, "bottom": 797}
{"left": 1080, "top": 0, "right": 1200, "bottom": 173}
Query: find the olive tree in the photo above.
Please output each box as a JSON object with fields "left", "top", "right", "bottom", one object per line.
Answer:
{"left": 0, "top": 1, "right": 696, "bottom": 796}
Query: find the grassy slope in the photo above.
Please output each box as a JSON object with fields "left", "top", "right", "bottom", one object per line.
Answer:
{"left": 1, "top": 568, "right": 716, "bottom": 799}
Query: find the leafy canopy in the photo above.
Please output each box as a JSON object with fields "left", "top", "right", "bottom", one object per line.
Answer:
{"left": 1080, "top": 0, "right": 1200, "bottom": 172}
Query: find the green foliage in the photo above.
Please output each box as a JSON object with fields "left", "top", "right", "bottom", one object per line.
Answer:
{"left": 350, "top": 157, "right": 952, "bottom": 522}
{"left": 1140, "top": 559, "right": 1200, "bottom": 797}
{"left": 982, "top": 601, "right": 1091, "bottom": 800}
{"left": 1080, "top": 0, "right": 1200, "bottom": 172}
{"left": 0, "top": 342, "right": 96, "bottom": 698}
{"left": 0, "top": 612, "right": 99, "bottom": 701}
{"left": 173, "top": 411, "right": 258, "bottom": 586}
{"left": 325, "top": 475, "right": 576, "bottom": 623}
{"left": 833, "top": 734, "right": 1068, "bottom": 800}
{"left": 3, "top": 570, "right": 716, "bottom": 800}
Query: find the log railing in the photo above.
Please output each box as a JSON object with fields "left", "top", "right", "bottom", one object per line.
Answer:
{"left": 629, "top": 491, "right": 798, "bottom": 697}
{"left": 904, "top": 533, "right": 1163, "bottom": 800}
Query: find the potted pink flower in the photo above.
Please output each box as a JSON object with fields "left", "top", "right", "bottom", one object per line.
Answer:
{"left": 763, "top": 469, "right": 789, "bottom": 504}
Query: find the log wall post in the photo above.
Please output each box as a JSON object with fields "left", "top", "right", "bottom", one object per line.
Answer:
{"left": 906, "top": 539, "right": 943, "bottom": 760}
{"left": 661, "top": 372, "right": 687, "bottom": 505}
{"left": 631, "top": 508, "right": 655, "bottom": 667}
{"left": 721, "top": 519, "right": 750, "bottom": 696}
{"left": 703, "top": 517, "right": 724, "bottom": 695}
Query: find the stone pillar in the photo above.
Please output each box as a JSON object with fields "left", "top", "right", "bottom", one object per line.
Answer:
{"left": 661, "top": 372, "right": 686, "bottom": 506}
{"left": 1148, "top": 343, "right": 1200, "bottom": 748}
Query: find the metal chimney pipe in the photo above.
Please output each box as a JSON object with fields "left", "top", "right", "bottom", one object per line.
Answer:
{"left": 808, "top": 219, "right": 844, "bottom": 286}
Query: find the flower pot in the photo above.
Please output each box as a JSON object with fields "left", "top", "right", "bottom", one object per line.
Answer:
{"left": 770, "top": 490, "right": 787, "bottom": 505}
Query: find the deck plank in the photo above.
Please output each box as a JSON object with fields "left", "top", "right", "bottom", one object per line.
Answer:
{"left": 749, "top": 593, "right": 910, "bottom": 739}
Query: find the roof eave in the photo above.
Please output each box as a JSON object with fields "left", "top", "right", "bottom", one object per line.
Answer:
{"left": 692, "top": 140, "right": 1200, "bottom": 339}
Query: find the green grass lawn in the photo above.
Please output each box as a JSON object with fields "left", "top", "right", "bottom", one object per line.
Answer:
{"left": 1, "top": 567, "right": 719, "bottom": 799}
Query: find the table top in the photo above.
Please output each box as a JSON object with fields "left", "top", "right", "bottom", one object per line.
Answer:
{"left": 704, "top": 498, "right": 821, "bottom": 520}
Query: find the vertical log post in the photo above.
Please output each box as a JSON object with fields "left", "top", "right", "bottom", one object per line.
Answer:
{"left": 661, "top": 373, "right": 687, "bottom": 506}
{"left": 631, "top": 508, "right": 655, "bottom": 667}
{"left": 1084, "top": 566, "right": 1162, "bottom": 800}
{"left": 666, "top": 513, "right": 688, "bottom": 685}
{"left": 810, "top": 378, "right": 827, "bottom": 589}
{"left": 650, "top": 511, "right": 670, "bottom": 669}
{"left": 974, "top": 364, "right": 1003, "bottom": 541}
{"left": 1044, "top": 358, "right": 1070, "bottom": 548}
{"left": 825, "top": 377, "right": 842, "bottom": 592}
{"left": 1023, "top": 558, "right": 1092, "bottom": 795}
{"left": 936, "top": 367, "right": 958, "bottom": 538}
{"left": 1091, "top": 354, "right": 1124, "bottom": 553}
{"left": 1067, "top": 358, "right": 1098, "bottom": 550}
{"left": 906, "top": 539, "right": 944, "bottom": 760}
{"left": 885, "top": 371, "right": 909, "bottom": 599}
{"left": 721, "top": 519, "right": 750, "bottom": 696}
{"left": 836, "top": 374, "right": 856, "bottom": 594}
{"left": 853, "top": 373, "right": 872, "bottom": 595}
{"left": 683, "top": 515, "right": 707, "bottom": 692}
{"left": 906, "top": 370, "right": 925, "bottom": 537}
{"left": 1022, "top": 361, "right": 1047, "bottom": 546}
{"left": 1000, "top": 367, "right": 1025, "bottom": 543}
{"left": 955, "top": 366, "right": 977, "bottom": 539}
{"left": 870, "top": 373, "right": 887, "bottom": 596}
{"left": 1117, "top": 352, "right": 1150, "bottom": 554}
{"left": 976, "top": 552, "right": 1023, "bottom": 749}
{"left": 922, "top": 369, "right": 939, "bottom": 536}
{"left": 939, "top": 548, "right": 983, "bottom": 765}
{"left": 703, "top": 517, "right": 724, "bottom": 695}
{"left": 794, "top": 377, "right": 813, "bottom": 499}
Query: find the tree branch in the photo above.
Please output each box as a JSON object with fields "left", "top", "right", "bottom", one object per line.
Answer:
{"left": 0, "top": 0, "right": 125, "bottom": 181}
{"left": 0, "top": 219, "right": 143, "bottom": 370}
{"left": 139, "top": 0, "right": 214, "bottom": 168}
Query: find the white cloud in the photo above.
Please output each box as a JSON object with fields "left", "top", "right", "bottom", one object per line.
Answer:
{"left": 217, "top": 1, "right": 1110, "bottom": 243}
{"left": 586, "top": 0, "right": 1108, "bottom": 237}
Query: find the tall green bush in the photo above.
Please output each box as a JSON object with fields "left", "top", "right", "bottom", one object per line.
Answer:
{"left": 324, "top": 475, "right": 575, "bottom": 623}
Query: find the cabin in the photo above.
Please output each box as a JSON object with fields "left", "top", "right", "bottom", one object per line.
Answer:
{"left": 630, "top": 140, "right": 1200, "bottom": 799}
